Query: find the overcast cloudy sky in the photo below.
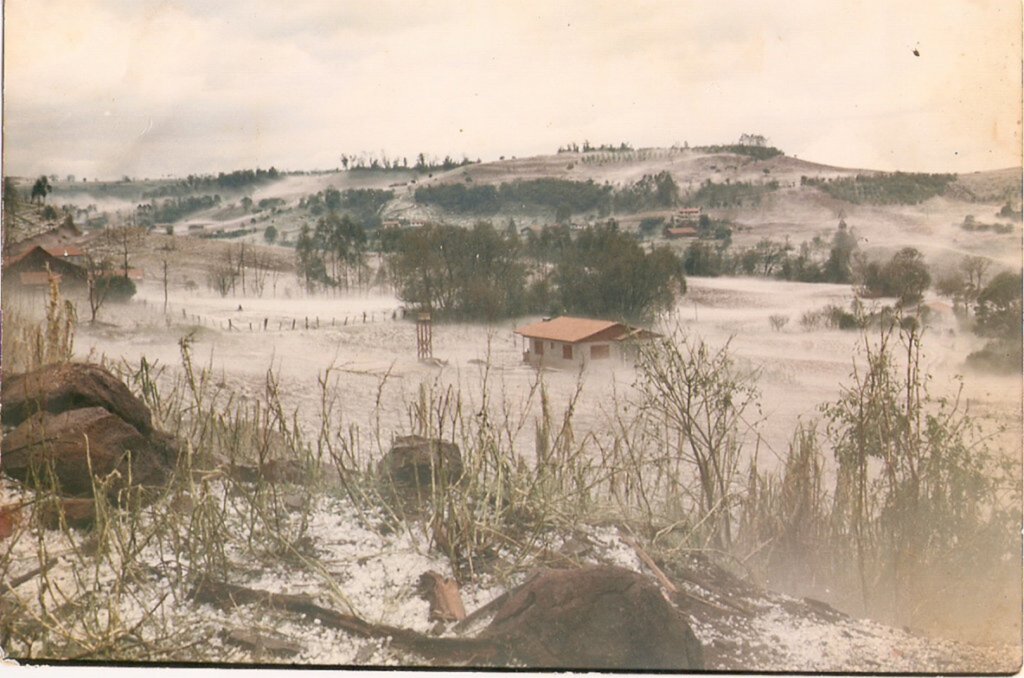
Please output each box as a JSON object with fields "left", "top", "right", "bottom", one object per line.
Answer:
{"left": 3, "top": 0, "right": 1021, "bottom": 179}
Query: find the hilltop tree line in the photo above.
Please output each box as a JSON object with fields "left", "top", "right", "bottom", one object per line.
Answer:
{"left": 691, "top": 144, "right": 784, "bottom": 160}
{"left": 141, "top": 167, "right": 281, "bottom": 199}
{"left": 801, "top": 172, "right": 956, "bottom": 205}
{"left": 135, "top": 194, "right": 222, "bottom": 226}
{"left": 338, "top": 151, "right": 479, "bottom": 173}
{"left": 386, "top": 221, "right": 686, "bottom": 321}
{"left": 414, "top": 173, "right": 682, "bottom": 219}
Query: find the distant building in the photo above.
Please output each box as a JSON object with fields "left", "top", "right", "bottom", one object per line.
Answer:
{"left": 663, "top": 226, "right": 698, "bottom": 239}
{"left": 2, "top": 245, "right": 87, "bottom": 291}
{"left": 673, "top": 207, "right": 702, "bottom": 225}
{"left": 514, "top": 316, "right": 659, "bottom": 368}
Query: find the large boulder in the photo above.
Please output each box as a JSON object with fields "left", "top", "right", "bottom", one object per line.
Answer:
{"left": 379, "top": 435, "right": 463, "bottom": 486}
{"left": 2, "top": 362, "right": 154, "bottom": 435}
{"left": 1, "top": 407, "right": 176, "bottom": 500}
{"left": 481, "top": 565, "right": 704, "bottom": 670}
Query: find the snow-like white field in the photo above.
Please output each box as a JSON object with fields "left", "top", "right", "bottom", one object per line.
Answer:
{"left": 63, "top": 275, "right": 1021, "bottom": 479}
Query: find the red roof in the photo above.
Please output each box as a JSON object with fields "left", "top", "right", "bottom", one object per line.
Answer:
{"left": 3, "top": 245, "right": 84, "bottom": 270}
{"left": 42, "top": 245, "right": 85, "bottom": 258}
{"left": 665, "top": 227, "right": 698, "bottom": 238}
{"left": 514, "top": 316, "right": 630, "bottom": 344}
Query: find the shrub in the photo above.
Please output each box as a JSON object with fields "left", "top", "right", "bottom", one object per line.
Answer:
{"left": 95, "top": 274, "right": 137, "bottom": 303}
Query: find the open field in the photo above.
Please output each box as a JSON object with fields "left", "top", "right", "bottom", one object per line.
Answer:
{"left": 3, "top": 148, "right": 1021, "bottom": 669}
{"left": 16, "top": 273, "right": 1012, "bottom": 486}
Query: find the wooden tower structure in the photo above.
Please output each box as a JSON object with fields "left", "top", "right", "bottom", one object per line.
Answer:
{"left": 416, "top": 312, "right": 433, "bottom": 360}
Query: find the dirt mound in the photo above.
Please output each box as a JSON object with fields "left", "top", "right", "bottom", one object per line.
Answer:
{"left": 2, "top": 362, "right": 154, "bottom": 435}
{"left": 1, "top": 406, "right": 177, "bottom": 499}
{"left": 481, "top": 565, "right": 704, "bottom": 670}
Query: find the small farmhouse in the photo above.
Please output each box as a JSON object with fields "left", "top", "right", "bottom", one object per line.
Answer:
{"left": 514, "top": 316, "right": 658, "bottom": 368}
{"left": 674, "top": 207, "right": 702, "bottom": 224}
{"left": 2, "top": 245, "right": 88, "bottom": 291}
{"left": 663, "top": 226, "right": 698, "bottom": 239}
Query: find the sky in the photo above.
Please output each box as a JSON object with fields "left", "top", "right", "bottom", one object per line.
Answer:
{"left": 3, "top": 0, "right": 1022, "bottom": 180}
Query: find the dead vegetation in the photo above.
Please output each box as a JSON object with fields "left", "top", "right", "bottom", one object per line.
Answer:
{"left": 0, "top": 278, "right": 1018, "bottom": 669}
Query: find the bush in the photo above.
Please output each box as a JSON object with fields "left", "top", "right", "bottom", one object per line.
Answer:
{"left": 858, "top": 248, "right": 931, "bottom": 305}
{"left": 822, "top": 321, "right": 1009, "bottom": 627}
{"left": 95, "top": 275, "right": 137, "bottom": 303}
{"left": 966, "top": 339, "right": 1023, "bottom": 372}
{"left": 973, "top": 271, "right": 1023, "bottom": 340}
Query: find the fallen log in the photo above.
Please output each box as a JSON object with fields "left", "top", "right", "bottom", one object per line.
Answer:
{"left": 190, "top": 566, "right": 704, "bottom": 669}
{"left": 189, "top": 579, "right": 498, "bottom": 665}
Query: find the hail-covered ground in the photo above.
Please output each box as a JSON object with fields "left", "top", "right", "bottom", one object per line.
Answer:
{"left": 0, "top": 473, "right": 1018, "bottom": 672}
{"left": 2, "top": 256, "right": 1020, "bottom": 671}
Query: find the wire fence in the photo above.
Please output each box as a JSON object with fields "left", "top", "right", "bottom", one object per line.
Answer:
{"left": 137, "top": 298, "right": 407, "bottom": 333}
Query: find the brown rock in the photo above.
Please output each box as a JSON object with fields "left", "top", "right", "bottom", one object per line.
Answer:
{"left": 481, "top": 565, "right": 704, "bottom": 670}
{"left": 1, "top": 407, "right": 176, "bottom": 499}
{"left": 379, "top": 435, "right": 463, "bottom": 486}
{"left": 2, "top": 362, "right": 154, "bottom": 435}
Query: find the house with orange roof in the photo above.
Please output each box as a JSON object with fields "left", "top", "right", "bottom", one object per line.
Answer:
{"left": 513, "top": 316, "right": 659, "bottom": 368}
{"left": 2, "top": 245, "right": 88, "bottom": 291}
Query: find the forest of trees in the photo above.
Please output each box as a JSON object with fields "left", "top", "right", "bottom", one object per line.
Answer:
{"left": 685, "top": 178, "right": 780, "bottom": 209}
{"left": 142, "top": 167, "right": 281, "bottom": 198}
{"left": 801, "top": 172, "right": 956, "bottom": 205}
{"left": 300, "top": 187, "right": 394, "bottom": 227}
{"left": 413, "top": 173, "right": 682, "bottom": 218}
{"left": 683, "top": 220, "right": 859, "bottom": 285}
{"left": 295, "top": 213, "right": 368, "bottom": 290}
{"left": 135, "top": 194, "right": 222, "bottom": 226}
{"left": 691, "top": 144, "right": 784, "bottom": 160}
{"left": 386, "top": 221, "right": 686, "bottom": 321}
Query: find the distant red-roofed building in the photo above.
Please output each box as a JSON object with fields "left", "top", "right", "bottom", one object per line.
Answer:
{"left": 664, "top": 226, "right": 698, "bottom": 239}
{"left": 514, "top": 316, "right": 659, "bottom": 368}
{"left": 2, "top": 245, "right": 87, "bottom": 291}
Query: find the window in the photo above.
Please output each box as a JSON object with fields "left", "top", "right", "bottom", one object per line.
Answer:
{"left": 562, "top": 344, "right": 573, "bottom": 360}
{"left": 534, "top": 339, "right": 544, "bottom": 355}
{"left": 590, "top": 344, "right": 610, "bottom": 360}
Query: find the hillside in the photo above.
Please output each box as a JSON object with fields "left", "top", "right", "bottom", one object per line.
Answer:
{"left": 2, "top": 148, "right": 1021, "bottom": 671}
{"left": 9, "top": 148, "right": 1016, "bottom": 285}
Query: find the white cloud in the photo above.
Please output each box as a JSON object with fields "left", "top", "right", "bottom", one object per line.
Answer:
{"left": 3, "top": 0, "right": 1020, "bottom": 178}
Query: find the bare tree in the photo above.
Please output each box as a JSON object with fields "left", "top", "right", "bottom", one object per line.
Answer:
{"left": 85, "top": 256, "right": 114, "bottom": 323}
{"left": 104, "top": 224, "right": 146, "bottom": 278}
{"left": 248, "top": 247, "right": 275, "bottom": 298}
{"left": 960, "top": 255, "right": 991, "bottom": 304}
{"left": 208, "top": 252, "right": 238, "bottom": 297}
